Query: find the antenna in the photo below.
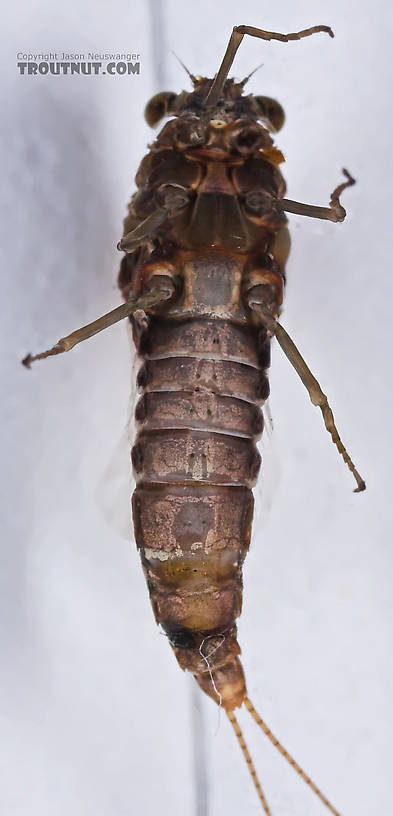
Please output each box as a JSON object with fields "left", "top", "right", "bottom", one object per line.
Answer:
{"left": 239, "top": 61, "right": 264, "bottom": 87}
{"left": 170, "top": 50, "right": 197, "bottom": 84}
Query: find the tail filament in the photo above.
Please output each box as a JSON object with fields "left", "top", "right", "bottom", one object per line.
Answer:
{"left": 243, "top": 696, "right": 342, "bottom": 815}
{"left": 227, "top": 709, "right": 271, "bottom": 815}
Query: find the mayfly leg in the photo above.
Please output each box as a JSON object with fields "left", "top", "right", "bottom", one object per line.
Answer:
{"left": 22, "top": 189, "right": 189, "bottom": 367}
{"left": 117, "top": 208, "right": 169, "bottom": 253}
{"left": 118, "top": 190, "right": 190, "bottom": 253}
{"left": 22, "top": 278, "right": 175, "bottom": 367}
{"left": 278, "top": 169, "right": 356, "bottom": 223}
{"left": 205, "top": 24, "right": 334, "bottom": 108}
{"left": 247, "top": 297, "right": 365, "bottom": 492}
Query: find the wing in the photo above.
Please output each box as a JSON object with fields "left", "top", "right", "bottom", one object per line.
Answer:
{"left": 253, "top": 399, "right": 282, "bottom": 531}
{"left": 94, "top": 333, "right": 139, "bottom": 540}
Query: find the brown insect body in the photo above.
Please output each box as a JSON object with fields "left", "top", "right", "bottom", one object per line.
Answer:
{"left": 25, "top": 25, "right": 364, "bottom": 814}
{"left": 120, "top": 77, "right": 288, "bottom": 710}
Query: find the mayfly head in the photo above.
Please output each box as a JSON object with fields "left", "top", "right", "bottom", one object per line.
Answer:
{"left": 144, "top": 79, "right": 284, "bottom": 163}
{"left": 144, "top": 79, "right": 284, "bottom": 133}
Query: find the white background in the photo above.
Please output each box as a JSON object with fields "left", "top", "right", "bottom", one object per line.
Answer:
{"left": 1, "top": 1, "right": 392, "bottom": 815}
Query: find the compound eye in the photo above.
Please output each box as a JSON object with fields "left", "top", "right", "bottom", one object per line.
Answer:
{"left": 254, "top": 96, "right": 285, "bottom": 132}
{"left": 144, "top": 92, "right": 177, "bottom": 127}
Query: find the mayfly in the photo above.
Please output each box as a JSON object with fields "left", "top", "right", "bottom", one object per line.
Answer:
{"left": 23, "top": 23, "right": 365, "bottom": 815}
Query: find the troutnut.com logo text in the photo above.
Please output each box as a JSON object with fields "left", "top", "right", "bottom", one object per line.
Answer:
{"left": 16, "top": 52, "right": 141, "bottom": 76}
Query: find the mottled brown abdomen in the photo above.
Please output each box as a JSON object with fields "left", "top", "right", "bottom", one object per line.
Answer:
{"left": 132, "top": 293, "right": 270, "bottom": 706}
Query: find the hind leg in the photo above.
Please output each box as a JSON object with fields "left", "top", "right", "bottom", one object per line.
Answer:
{"left": 246, "top": 293, "right": 365, "bottom": 493}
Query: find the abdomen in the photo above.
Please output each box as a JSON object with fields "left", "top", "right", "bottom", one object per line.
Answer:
{"left": 132, "top": 309, "right": 270, "bottom": 642}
